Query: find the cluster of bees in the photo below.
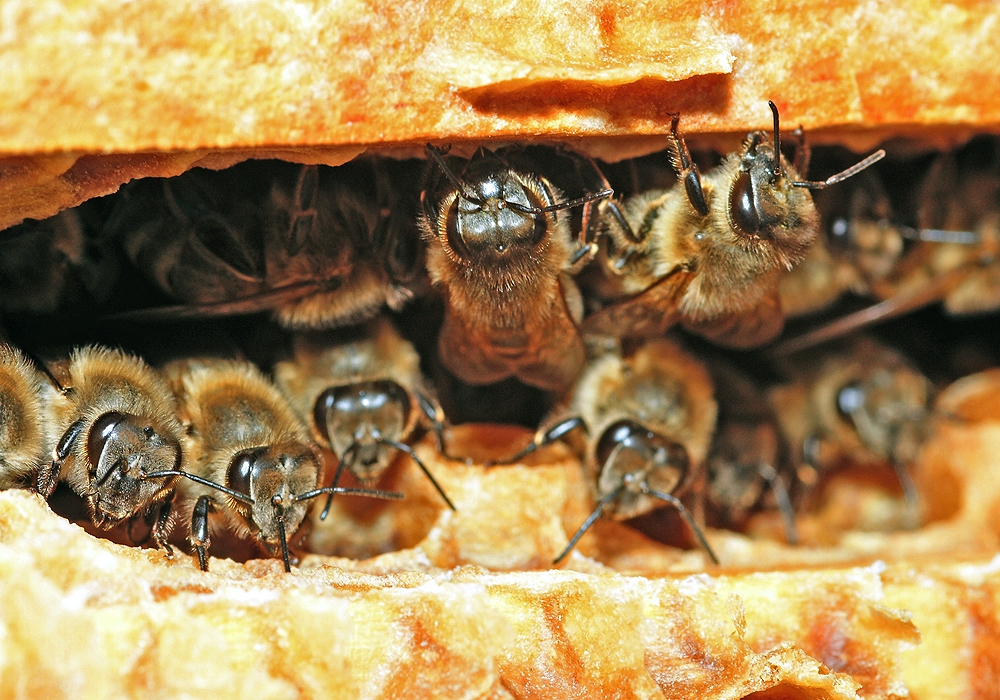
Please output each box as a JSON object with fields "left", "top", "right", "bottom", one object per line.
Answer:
{"left": 1, "top": 104, "right": 998, "bottom": 571}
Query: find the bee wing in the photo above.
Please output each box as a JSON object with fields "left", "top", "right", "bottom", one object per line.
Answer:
{"left": 439, "top": 301, "right": 585, "bottom": 393}
{"left": 100, "top": 281, "right": 323, "bottom": 322}
{"left": 681, "top": 290, "right": 785, "bottom": 349}
{"left": 582, "top": 269, "right": 693, "bottom": 338}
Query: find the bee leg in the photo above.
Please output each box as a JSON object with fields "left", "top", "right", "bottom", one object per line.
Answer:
{"left": 282, "top": 165, "right": 319, "bottom": 256}
{"left": 575, "top": 152, "right": 644, "bottom": 249}
{"left": 488, "top": 416, "right": 587, "bottom": 467}
{"left": 892, "top": 460, "right": 922, "bottom": 529}
{"left": 757, "top": 463, "right": 799, "bottom": 546}
{"left": 38, "top": 419, "right": 86, "bottom": 497}
{"left": 190, "top": 495, "right": 212, "bottom": 572}
{"left": 666, "top": 113, "right": 709, "bottom": 217}
{"left": 414, "top": 391, "right": 450, "bottom": 458}
{"left": 151, "top": 491, "right": 176, "bottom": 556}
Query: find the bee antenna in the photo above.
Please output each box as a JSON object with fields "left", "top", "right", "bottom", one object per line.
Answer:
{"left": 426, "top": 144, "right": 483, "bottom": 205}
{"left": 791, "top": 150, "right": 886, "bottom": 189}
{"left": 379, "top": 438, "right": 456, "bottom": 511}
{"left": 145, "top": 469, "right": 255, "bottom": 506}
{"left": 552, "top": 485, "right": 624, "bottom": 565}
{"left": 641, "top": 486, "right": 720, "bottom": 565}
{"left": 319, "top": 442, "right": 357, "bottom": 520}
{"left": 505, "top": 188, "right": 614, "bottom": 217}
{"left": 768, "top": 101, "right": 782, "bottom": 180}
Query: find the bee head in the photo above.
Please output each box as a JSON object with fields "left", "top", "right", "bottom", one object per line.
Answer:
{"left": 226, "top": 445, "right": 319, "bottom": 546}
{"left": 593, "top": 418, "right": 691, "bottom": 520}
{"left": 313, "top": 380, "right": 411, "bottom": 485}
{"left": 836, "top": 366, "right": 931, "bottom": 465}
{"left": 85, "top": 411, "right": 179, "bottom": 523}
{"left": 727, "top": 103, "right": 819, "bottom": 268}
{"left": 432, "top": 148, "right": 554, "bottom": 266}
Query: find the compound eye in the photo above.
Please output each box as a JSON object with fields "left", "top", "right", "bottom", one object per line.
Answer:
{"left": 595, "top": 419, "right": 649, "bottom": 469}
{"left": 444, "top": 196, "right": 472, "bottom": 261}
{"left": 369, "top": 380, "right": 412, "bottom": 427}
{"left": 87, "top": 411, "right": 128, "bottom": 470}
{"left": 729, "top": 169, "right": 761, "bottom": 237}
{"left": 227, "top": 449, "right": 259, "bottom": 499}
{"left": 837, "top": 382, "right": 866, "bottom": 419}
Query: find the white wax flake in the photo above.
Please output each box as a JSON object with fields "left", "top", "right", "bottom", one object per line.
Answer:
{"left": 213, "top": 585, "right": 282, "bottom": 606}
{"left": 953, "top": 552, "right": 1000, "bottom": 585}
{"left": 677, "top": 573, "right": 713, "bottom": 596}
{"left": 280, "top": 60, "right": 302, "bottom": 85}
{"left": 62, "top": 581, "right": 104, "bottom": 610}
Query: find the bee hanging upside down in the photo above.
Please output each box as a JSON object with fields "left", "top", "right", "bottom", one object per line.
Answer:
{"left": 495, "top": 338, "right": 719, "bottom": 565}
{"left": 584, "top": 102, "right": 885, "bottom": 348}
{"left": 105, "top": 157, "right": 427, "bottom": 329}
{"left": 420, "top": 145, "right": 615, "bottom": 391}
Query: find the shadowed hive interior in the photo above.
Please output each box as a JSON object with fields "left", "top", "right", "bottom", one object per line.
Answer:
{"left": 4, "top": 1, "right": 1000, "bottom": 698}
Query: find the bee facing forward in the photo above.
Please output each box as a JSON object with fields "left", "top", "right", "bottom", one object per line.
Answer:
{"left": 273, "top": 318, "right": 455, "bottom": 517}
{"left": 768, "top": 337, "right": 931, "bottom": 522}
{"left": 163, "top": 358, "right": 400, "bottom": 572}
{"left": 498, "top": 339, "right": 719, "bottom": 564}
{"left": 704, "top": 359, "right": 798, "bottom": 544}
{"left": 44, "top": 346, "right": 184, "bottom": 550}
{"left": 0, "top": 345, "right": 59, "bottom": 490}
{"left": 585, "top": 103, "right": 885, "bottom": 348}
{"left": 420, "top": 145, "right": 612, "bottom": 391}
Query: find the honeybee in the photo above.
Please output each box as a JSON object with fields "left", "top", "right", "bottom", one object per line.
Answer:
{"left": 419, "top": 145, "right": 613, "bottom": 391}
{"left": 704, "top": 359, "right": 798, "bottom": 544}
{"left": 106, "top": 157, "right": 425, "bottom": 328}
{"left": 0, "top": 201, "right": 119, "bottom": 314}
{"left": 583, "top": 103, "right": 885, "bottom": 348}
{"left": 776, "top": 140, "right": 996, "bottom": 353}
{"left": 43, "top": 346, "right": 184, "bottom": 550}
{"left": 160, "top": 358, "right": 401, "bottom": 572}
{"left": 767, "top": 337, "right": 931, "bottom": 520}
{"left": 0, "top": 345, "right": 59, "bottom": 490}
{"left": 272, "top": 318, "right": 455, "bottom": 517}
{"left": 497, "top": 338, "right": 719, "bottom": 564}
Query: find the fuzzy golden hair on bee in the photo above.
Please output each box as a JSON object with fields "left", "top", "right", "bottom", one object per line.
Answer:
{"left": 272, "top": 263, "right": 414, "bottom": 330}
{"left": 586, "top": 105, "right": 883, "bottom": 348}
{"left": 44, "top": 345, "right": 184, "bottom": 544}
{"left": 273, "top": 318, "right": 424, "bottom": 447}
{"left": 165, "top": 358, "right": 322, "bottom": 553}
{"left": 0, "top": 345, "right": 59, "bottom": 490}
{"left": 418, "top": 145, "right": 598, "bottom": 390}
{"left": 570, "top": 339, "right": 718, "bottom": 476}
